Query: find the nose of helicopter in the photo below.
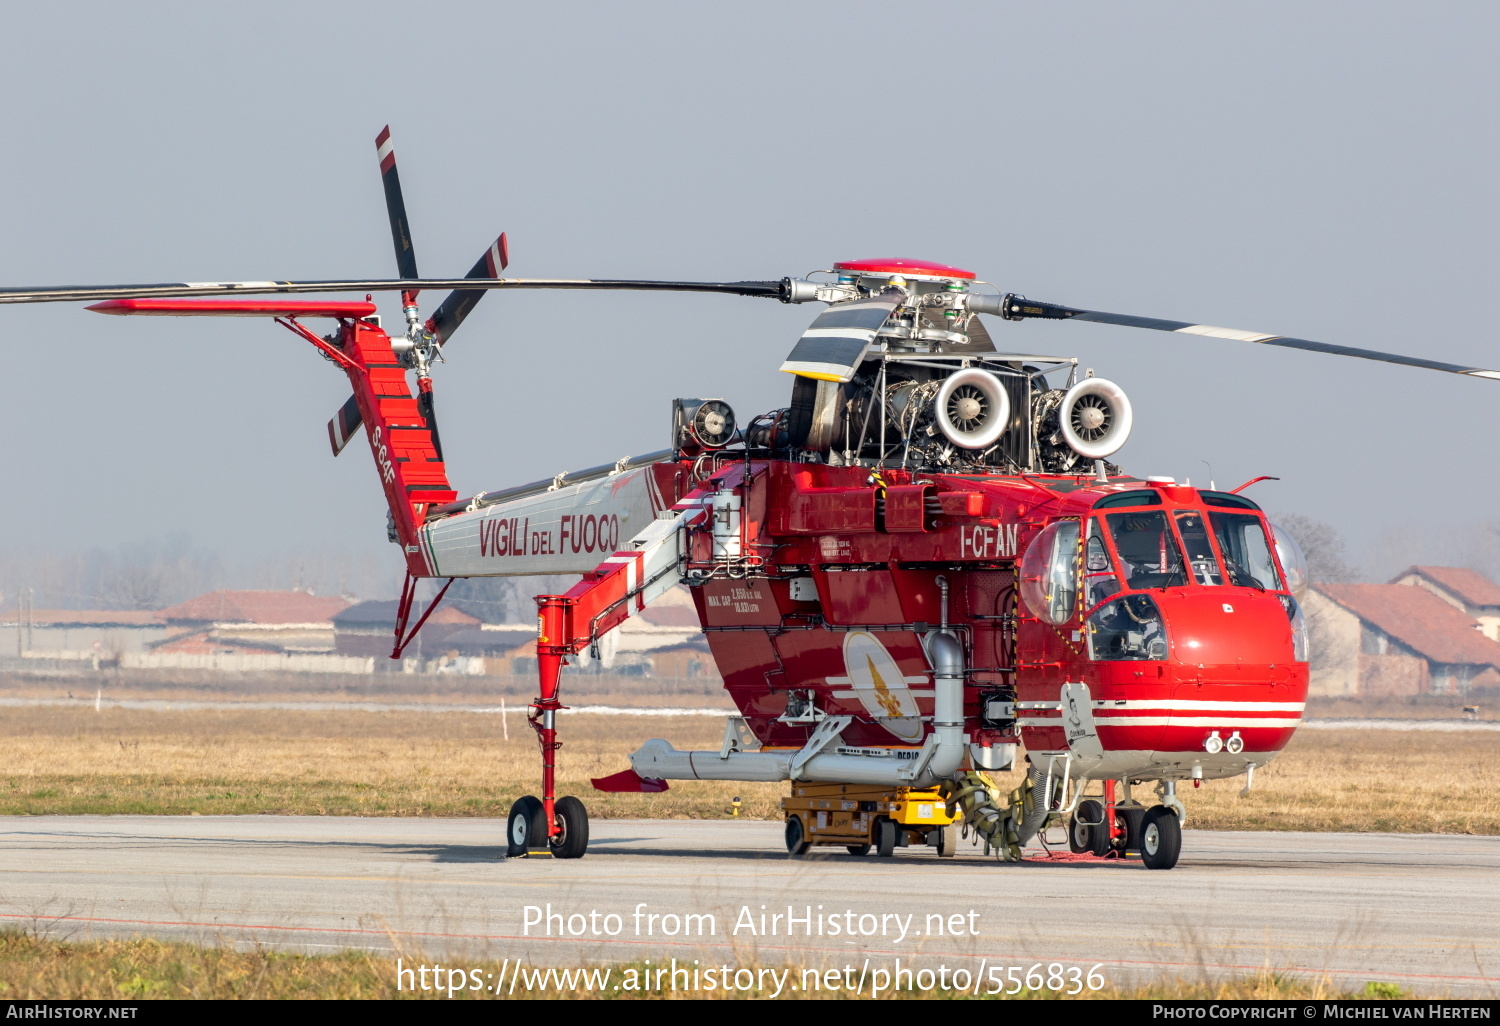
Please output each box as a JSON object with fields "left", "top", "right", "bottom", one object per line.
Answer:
{"left": 1157, "top": 588, "right": 1297, "bottom": 674}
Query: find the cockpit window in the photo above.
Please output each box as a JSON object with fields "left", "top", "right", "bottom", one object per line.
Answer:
{"left": 1174, "top": 510, "right": 1224, "bottom": 586}
{"left": 1093, "top": 490, "right": 1162, "bottom": 509}
{"left": 1209, "top": 511, "right": 1284, "bottom": 590}
{"left": 1083, "top": 527, "right": 1121, "bottom": 609}
{"left": 1019, "top": 520, "right": 1080, "bottom": 624}
{"left": 1105, "top": 510, "right": 1187, "bottom": 589}
{"left": 1200, "top": 490, "right": 1261, "bottom": 510}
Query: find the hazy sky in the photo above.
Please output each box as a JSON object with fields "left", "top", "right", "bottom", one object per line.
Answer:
{"left": 1, "top": 2, "right": 1496, "bottom": 586}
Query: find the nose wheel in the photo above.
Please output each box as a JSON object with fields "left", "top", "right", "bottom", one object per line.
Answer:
{"left": 507, "top": 794, "right": 590, "bottom": 859}
{"left": 550, "top": 795, "right": 590, "bottom": 859}
{"left": 506, "top": 795, "right": 547, "bottom": 856}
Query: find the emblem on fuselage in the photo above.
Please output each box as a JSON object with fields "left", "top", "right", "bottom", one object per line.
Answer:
{"left": 828, "top": 631, "right": 927, "bottom": 743}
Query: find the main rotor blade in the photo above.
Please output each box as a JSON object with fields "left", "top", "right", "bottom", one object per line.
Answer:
{"left": 779, "top": 287, "right": 906, "bottom": 382}
{"left": 424, "top": 234, "right": 508, "bottom": 346}
{"left": 375, "top": 126, "right": 419, "bottom": 281}
{"left": 1002, "top": 296, "right": 1500, "bottom": 382}
{"left": 1, "top": 277, "right": 786, "bottom": 306}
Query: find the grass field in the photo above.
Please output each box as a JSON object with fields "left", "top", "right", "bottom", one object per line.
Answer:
{"left": 0, "top": 930, "right": 1409, "bottom": 1000}
{"left": 1, "top": 704, "right": 1497, "bottom": 833}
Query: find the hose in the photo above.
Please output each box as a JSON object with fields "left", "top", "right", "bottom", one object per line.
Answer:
{"left": 1014, "top": 765, "right": 1052, "bottom": 846}
{"left": 941, "top": 764, "right": 1053, "bottom": 863}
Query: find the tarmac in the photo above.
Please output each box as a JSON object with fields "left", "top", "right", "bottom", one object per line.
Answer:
{"left": 1, "top": 815, "right": 1496, "bottom": 996}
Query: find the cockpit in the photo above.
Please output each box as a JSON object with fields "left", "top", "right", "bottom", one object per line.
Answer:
{"left": 1018, "top": 489, "right": 1309, "bottom": 662}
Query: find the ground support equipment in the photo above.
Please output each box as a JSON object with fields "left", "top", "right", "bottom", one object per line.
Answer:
{"left": 782, "top": 783, "right": 961, "bottom": 857}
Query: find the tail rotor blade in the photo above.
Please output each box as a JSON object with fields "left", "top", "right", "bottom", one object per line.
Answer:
{"left": 416, "top": 382, "right": 444, "bottom": 462}
{"left": 327, "top": 393, "right": 363, "bottom": 456}
{"left": 375, "top": 126, "right": 419, "bottom": 281}
{"left": 424, "top": 233, "right": 509, "bottom": 346}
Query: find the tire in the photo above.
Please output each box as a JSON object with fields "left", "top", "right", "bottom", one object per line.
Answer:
{"left": 506, "top": 795, "right": 547, "bottom": 857}
{"left": 846, "top": 844, "right": 871, "bottom": 856}
{"left": 932, "top": 825, "right": 956, "bottom": 858}
{"left": 875, "top": 818, "right": 898, "bottom": 858}
{"left": 1119, "top": 806, "right": 1146, "bottom": 854}
{"left": 1070, "top": 799, "right": 1104, "bottom": 854}
{"left": 784, "top": 816, "right": 812, "bottom": 856}
{"left": 1141, "top": 805, "right": 1182, "bottom": 870}
{"left": 550, "top": 796, "right": 590, "bottom": 859}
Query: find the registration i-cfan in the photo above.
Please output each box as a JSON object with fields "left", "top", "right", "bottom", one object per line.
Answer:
{"left": 6, "top": 128, "right": 1495, "bottom": 867}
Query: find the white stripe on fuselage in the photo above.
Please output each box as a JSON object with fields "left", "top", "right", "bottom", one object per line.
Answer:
{"left": 1021, "top": 715, "right": 1303, "bottom": 728}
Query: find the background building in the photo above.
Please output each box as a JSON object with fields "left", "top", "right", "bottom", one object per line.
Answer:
{"left": 1306, "top": 569, "right": 1500, "bottom": 698}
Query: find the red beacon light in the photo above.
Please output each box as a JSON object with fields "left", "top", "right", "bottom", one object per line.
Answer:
{"left": 832, "top": 258, "right": 977, "bottom": 282}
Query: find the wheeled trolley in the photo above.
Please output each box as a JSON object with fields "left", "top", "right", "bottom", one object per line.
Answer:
{"left": 782, "top": 783, "right": 961, "bottom": 858}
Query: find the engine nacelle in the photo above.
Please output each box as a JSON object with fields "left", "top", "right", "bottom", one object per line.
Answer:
{"left": 1058, "top": 377, "right": 1132, "bottom": 460}
{"left": 934, "top": 368, "right": 1011, "bottom": 450}
{"left": 672, "top": 398, "right": 736, "bottom": 451}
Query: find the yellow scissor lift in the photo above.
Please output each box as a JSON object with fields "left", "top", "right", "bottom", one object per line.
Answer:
{"left": 781, "top": 782, "right": 961, "bottom": 857}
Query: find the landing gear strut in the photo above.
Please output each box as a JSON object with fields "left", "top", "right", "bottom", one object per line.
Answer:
{"left": 507, "top": 639, "right": 592, "bottom": 859}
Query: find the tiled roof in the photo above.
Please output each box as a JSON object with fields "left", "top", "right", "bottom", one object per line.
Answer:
{"left": 158, "top": 590, "right": 351, "bottom": 625}
{"left": 1399, "top": 566, "right": 1500, "bottom": 609}
{"left": 331, "top": 600, "right": 479, "bottom": 627}
{"left": 0, "top": 609, "right": 165, "bottom": 627}
{"left": 1317, "top": 583, "right": 1500, "bottom": 668}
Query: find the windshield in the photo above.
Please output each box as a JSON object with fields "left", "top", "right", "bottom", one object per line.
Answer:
{"left": 1105, "top": 510, "right": 1187, "bottom": 589}
{"left": 1210, "top": 511, "right": 1284, "bottom": 590}
{"left": 1175, "top": 510, "right": 1224, "bottom": 586}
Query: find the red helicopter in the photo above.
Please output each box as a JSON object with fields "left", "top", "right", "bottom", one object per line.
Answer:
{"left": 5, "top": 127, "right": 1496, "bottom": 869}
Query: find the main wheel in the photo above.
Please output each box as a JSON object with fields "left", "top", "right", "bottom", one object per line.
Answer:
{"left": 932, "top": 825, "right": 956, "bottom": 858}
{"left": 1071, "top": 799, "right": 1106, "bottom": 854}
{"left": 784, "top": 816, "right": 812, "bottom": 856}
{"left": 550, "top": 796, "right": 590, "bottom": 859}
{"left": 1141, "top": 805, "right": 1182, "bottom": 870}
{"left": 506, "top": 795, "right": 547, "bottom": 857}
{"left": 875, "top": 818, "right": 898, "bottom": 858}
{"left": 846, "top": 844, "right": 871, "bottom": 856}
{"left": 1119, "top": 806, "right": 1146, "bottom": 854}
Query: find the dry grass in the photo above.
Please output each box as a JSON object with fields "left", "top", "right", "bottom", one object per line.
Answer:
{"left": 1, "top": 704, "right": 1497, "bottom": 832}
{"left": 1183, "top": 726, "right": 1500, "bottom": 834}
{"left": 0, "top": 930, "right": 1405, "bottom": 1000}
{"left": 0, "top": 669, "right": 730, "bottom": 707}
{"left": 0, "top": 706, "right": 780, "bottom": 819}
{"left": 1308, "top": 694, "right": 1495, "bottom": 721}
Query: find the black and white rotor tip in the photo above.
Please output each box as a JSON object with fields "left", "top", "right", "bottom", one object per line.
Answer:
{"left": 982, "top": 294, "right": 1500, "bottom": 383}
{"left": 375, "top": 125, "right": 419, "bottom": 281}
{"left": 327, "top": 393, "right": 362, "bottom": 457}
{"left": 423, "top": 233, "right": 512, "bottom": 347}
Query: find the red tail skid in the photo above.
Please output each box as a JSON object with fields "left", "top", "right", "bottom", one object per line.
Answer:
{"left": 391, "top": 574, "right": 456, "bottom": 659}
